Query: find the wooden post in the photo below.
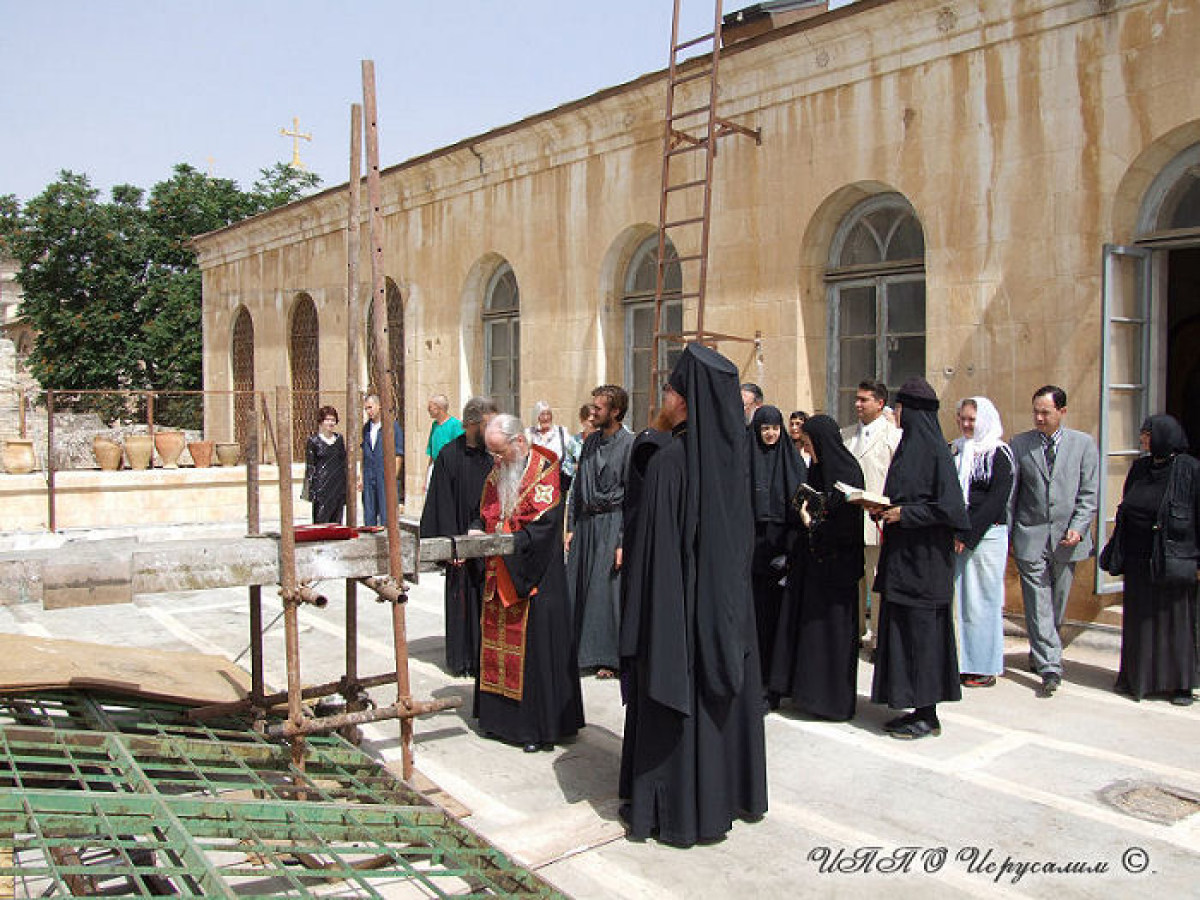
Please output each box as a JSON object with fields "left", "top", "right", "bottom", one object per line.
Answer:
{"left": 362, "top": 59, "right": 415, "bottom": 781}
{"left": 345, "top": 102, "right": 364, "bottom": 694}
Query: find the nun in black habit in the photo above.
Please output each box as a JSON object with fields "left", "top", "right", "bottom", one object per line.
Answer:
{"left": 748, "top": 405, "right": 806, "bottom": 691}
{"left": 419, "top": 399, "right": 496, "bottom": 677}
{"left": 1109, "top": 415, "right": 1200, "bottom": 705}
{"left": 618, "top": 343, "right": 768, "bottom": 848}
{"left": 770, "top": 414, "right": 865, "bottom": 721}
{"left": 870, "top": 377, "right": 970, "bottom": 739}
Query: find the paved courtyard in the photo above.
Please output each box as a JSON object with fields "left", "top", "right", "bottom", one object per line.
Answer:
{"left": 1, "top": 571, "right": 1196, "bottom": 899}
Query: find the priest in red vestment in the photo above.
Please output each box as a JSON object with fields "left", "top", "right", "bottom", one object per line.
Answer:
{"left": 468, "top": 413, "right": 585, "bottom": 753}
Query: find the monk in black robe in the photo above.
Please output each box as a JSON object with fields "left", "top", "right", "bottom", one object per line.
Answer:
{"left": 619, "top": 343, "right": 768, "bottom": 847}
{"left": 870, "top": 377, "right": 970, "bottom": 739}
{"left": 469, "top": 414, "right": 585, "bottom": 753}
{"left": 748, "top": 405, "right": 805, "bottom": 697}
{"left": 770, "top": 414, "right": 864, "bottom": 721}
{"left": 420, "top": 397, "right": 496, "bottom": 677}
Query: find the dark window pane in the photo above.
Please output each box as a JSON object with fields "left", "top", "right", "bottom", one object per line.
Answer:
{"left": 839, "top": 389, "right": 857, "bottom": 426}
{"left": 839, "top": 338, "right": 876, "bottom": 388}
{"left": 490, "top": 318, "right": 510, "bottom": 357}
{"left": 886, "top": 280, "right": 925, "bottom": 334}
{"left": 1168, "top": 177, "right": 1200, "bottom": 230}
{"left": 885, "top": 213, "right": 925, "bottom": 262}
{"left": 838, "top": 221, "right": 882, "bottom": 267}
{"left": 887, "top": 335, "right": 926, "bottom": 386}
{"left": 839, "top": 285, "right": 876, "bottom": 336}
{"left": 487, "top": 266, "right": 519, "bottom": 313}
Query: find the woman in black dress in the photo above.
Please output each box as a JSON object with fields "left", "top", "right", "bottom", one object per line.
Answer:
{"left": 870, "top": 378, "right": 970, "bottom": 739}
{"left": 1109, "top": 415, "right": 1199, "bottom": 706}
{"left": 770, "top": 414, "right": 865, "bottom": 720}
{"left": 304, "top": 405, "right": 348, "bottom": 524}
{"left": 748, "top": 405, "right": 806, "bottom": 694}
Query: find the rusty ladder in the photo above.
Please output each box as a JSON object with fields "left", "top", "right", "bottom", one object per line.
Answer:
{"left": 650, "top": 0, "right": 762, "bottom": 412}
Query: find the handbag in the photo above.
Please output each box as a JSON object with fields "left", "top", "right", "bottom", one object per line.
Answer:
{"left": 1098, "top": 508, "right": 1124, "bottom": 576}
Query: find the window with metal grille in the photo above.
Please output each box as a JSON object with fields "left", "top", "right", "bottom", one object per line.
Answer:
{"left": 826, "top": 194, "right": 926, "bottom": 423}
{"left": 231, "top": 307, "right": 255, "bottom": 450}
{"left": 624, "top": 235, "right": 683, "bottom": 430}
{"left": 367, "top": 279, "right": 406, "bottom": 424}
{"left": 483, "top": 262, "right": 520, "bottom": 417}
{"left": 289, "top": 294, "right": 319, "bottom": 459}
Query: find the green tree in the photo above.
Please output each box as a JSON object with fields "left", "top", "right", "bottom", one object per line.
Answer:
{"left": 0, "top": 164, "right": 320, "bottom": 426}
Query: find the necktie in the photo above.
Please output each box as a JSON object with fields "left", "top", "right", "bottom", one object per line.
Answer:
{"left": 1043, "top": 434, "right": 1056, "bottom": 475}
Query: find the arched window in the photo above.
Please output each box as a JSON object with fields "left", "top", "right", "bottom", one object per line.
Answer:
{"left": 289, "top": 294, "right": 319, "bottom": 459}
{"left": 231, "top": 308, "right": 255, "bottom": 450}
{"left": 483, "top": 262, "right": 520, "bottom": 416}
{"left": 367, "top": 279, "right": 406, "bottom": 423}
{"left": 826, "top": 194, "right": 926, "bottom": 423}
{"left": 623, "top": 235, "right": 683, "bottom": 430}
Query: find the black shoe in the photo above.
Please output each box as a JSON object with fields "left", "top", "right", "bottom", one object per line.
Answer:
{"left": 888, "top": 718, "right": 941, "bottom": 739}
{"left": 523, "top": 742, "right": 541, "bottom": 753}
{"left": 540, "top": 742, "right": 555, "bottom": 751}
{"left": 1037, "top": 673, "right": 1061, "bottom": 698}
{"left": 883, "top": 712, "right": 919, "bottom": 733}
{"left": 1170, "top": 691, "right": 1194, "bottom": 707}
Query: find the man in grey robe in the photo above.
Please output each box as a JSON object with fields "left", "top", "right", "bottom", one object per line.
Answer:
{"left": 566, "top": 384, "right": 635, "bottom": 678}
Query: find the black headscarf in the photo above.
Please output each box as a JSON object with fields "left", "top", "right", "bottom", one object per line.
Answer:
{"left": 1142, "top": 414, "right": 1189, "bottom": 460}
{"left": 749, "top": 405, "right": 806, "bottom": 522}
{"left": 884, "top": 378, "right": 970, "bottom": 530}
{"left": 669, "top": 342, "right": 755, "bottom": 701}
{"left": 802, "top": 414, "right": 863, "bottom": 493}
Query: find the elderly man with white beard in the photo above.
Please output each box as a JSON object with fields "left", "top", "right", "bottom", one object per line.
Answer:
{"left": 467, "top": 414, "right": 585, "bottom": 753}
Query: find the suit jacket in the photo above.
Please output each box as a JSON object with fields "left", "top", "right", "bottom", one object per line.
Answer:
{"left": 841, "top": 418, "right": 902, "bottom": 546}
{"left": 361, "top": 420, "right": 404, "bottom": 481}
{"left": 1009, "top": 427, "right": 1099, "bottom": 563}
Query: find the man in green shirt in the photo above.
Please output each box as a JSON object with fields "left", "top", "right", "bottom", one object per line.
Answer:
{"left": 425, "top": 393, "right": 464, "bottom": 488}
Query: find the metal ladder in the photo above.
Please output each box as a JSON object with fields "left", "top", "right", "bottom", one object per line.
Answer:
{"left": 650, "top": 0, "right": 761, "bottom": 409}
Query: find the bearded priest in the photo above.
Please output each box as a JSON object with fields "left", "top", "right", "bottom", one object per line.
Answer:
{"left": 468, "top": 413, "right": 586, "bottom": 753}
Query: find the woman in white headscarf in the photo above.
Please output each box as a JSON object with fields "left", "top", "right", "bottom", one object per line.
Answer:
{"left": 951, "top": 397, "right": 1014, "bottom": 687}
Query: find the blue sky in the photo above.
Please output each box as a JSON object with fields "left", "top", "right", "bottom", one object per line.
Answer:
{"left": 1, "top": 1, "right": 853, "bottom": 202}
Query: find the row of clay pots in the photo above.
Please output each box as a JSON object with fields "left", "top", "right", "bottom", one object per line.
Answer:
{"left": 91, "top": 434, "right": 241, "bottom": 471}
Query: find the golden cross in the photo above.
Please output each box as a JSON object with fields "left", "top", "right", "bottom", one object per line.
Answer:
{"left": 279, "top": 116, "right": 312, "bottom": 170}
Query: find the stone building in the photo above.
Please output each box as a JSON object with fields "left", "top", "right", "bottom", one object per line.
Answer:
{"left": 193, "top": 0, "right": 1200, "bottom": 622}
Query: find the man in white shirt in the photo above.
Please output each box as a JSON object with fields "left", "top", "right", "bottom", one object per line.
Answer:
{"left": 841, "top": 379, "right": 902, "bottom": 647}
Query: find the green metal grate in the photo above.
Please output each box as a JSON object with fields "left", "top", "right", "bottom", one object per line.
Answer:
{"left": 0, "top": 691, "right": 567, "bottom": 899}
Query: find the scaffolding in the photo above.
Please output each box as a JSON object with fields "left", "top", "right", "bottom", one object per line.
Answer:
{"left": 0, "top": 690, "right": 564, "bottom": 898}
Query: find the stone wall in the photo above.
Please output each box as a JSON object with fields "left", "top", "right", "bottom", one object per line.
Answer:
{"left": 193, "top": 0, "right": 1200, "bottom": 623}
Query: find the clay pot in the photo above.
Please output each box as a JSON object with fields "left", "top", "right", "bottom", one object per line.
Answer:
{"left": 188, "top": 440, "right": 215, "bottom": 468}
{"left": 154, "top": 430, "right": 186, "bottom": 469}
{"left": 92, "top": 436, "right": 123, "bottom": 471}
{"left": 124, "top": 434, "right": 154, "bottom": 470}
{"left": 2, "top": 439, "right": 36, "bottom": 474}
{"left": 215, "top": 442, "right": 241, "bottom": 466}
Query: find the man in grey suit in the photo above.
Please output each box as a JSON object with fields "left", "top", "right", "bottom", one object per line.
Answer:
{"left": 1010, "top": 385, "right": 1099, "bottom": 698}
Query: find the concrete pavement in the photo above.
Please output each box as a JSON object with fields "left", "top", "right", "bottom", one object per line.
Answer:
{"left": 1, "top": 574, "right": 1196, "bottom": 899}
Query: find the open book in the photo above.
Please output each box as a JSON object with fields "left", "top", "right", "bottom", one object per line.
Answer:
{"left": 834, "top": 481, "right": 892, "bottom": 510}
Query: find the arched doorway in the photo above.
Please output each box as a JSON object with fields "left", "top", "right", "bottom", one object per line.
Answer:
{"left": 231, "top": 308, "right": 255, "bottom": 450}
{"left": 1097, "top": 140, "right": 1200, "bottom": 594}
{"left": 289, "top": 294, "right": 319, "bottom": 459}
{"left": 825, "top": 193, "right": 926, "bottom": 423}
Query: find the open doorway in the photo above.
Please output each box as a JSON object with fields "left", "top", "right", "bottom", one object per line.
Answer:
{"left": 1164, "top": 247, "right": 1200, "bottom": 454}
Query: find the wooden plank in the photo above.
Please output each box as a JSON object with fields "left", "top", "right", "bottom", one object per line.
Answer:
{"left": 0, "top": 531, "right": 516, "bottom": 607}
{"left": 0, "top": 633, "right": 251, "bottom": 705}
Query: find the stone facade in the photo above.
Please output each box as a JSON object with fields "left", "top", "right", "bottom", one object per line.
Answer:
{"left": 194, "top": 0, "right": 1200, "bottom": 622}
